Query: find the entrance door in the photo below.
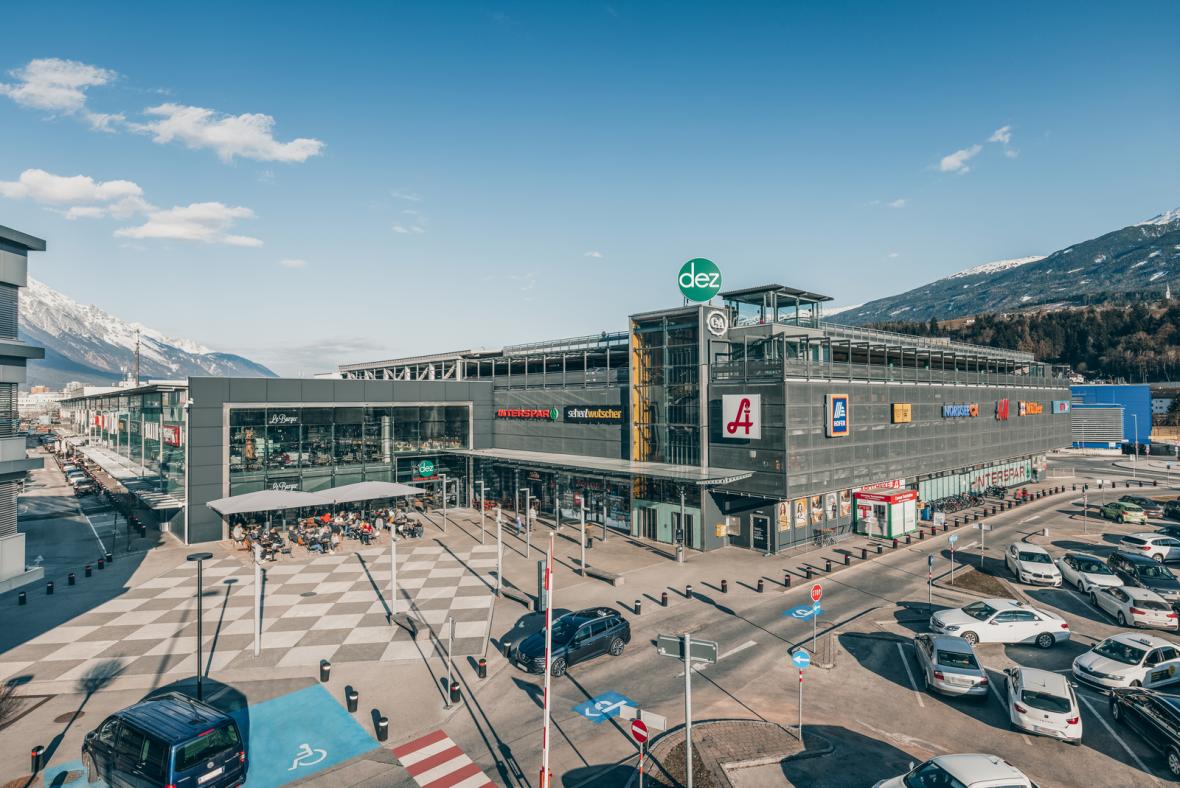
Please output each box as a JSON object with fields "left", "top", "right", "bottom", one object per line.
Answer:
{"left": 638, "top": 508, "right": 657, "bottom": 540}
{"left": 752, "top": 515, "right": 770, "bottom": 552}
{"left": 671, "top": 511, "right": 696, "bottom": 549}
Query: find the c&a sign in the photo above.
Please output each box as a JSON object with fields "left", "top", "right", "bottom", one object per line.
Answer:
{"left": 826, "top": 394, "right": 849, "bottom": 438}
{"left": 722, "top": 394, "right": 762, "bottom": 440}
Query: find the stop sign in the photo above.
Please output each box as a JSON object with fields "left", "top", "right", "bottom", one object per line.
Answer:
{"left": 810, "top": 583, "right": 823, "bottom": 603}
{"left": 631, "top": 719, "right": 648, "bottom": 743}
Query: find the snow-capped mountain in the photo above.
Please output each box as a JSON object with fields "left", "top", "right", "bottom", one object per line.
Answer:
{"left": 837, "top": 209, "right": 1180, "bottom": 325}
{"left": 21, "top": 277, "right": 275, "bottom": 388}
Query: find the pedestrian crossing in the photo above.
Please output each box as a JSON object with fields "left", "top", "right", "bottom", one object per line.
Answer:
{"left": 392, "top": 729, "right": 496, "bottom": 788}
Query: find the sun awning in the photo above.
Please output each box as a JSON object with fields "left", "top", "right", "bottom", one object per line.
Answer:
{"left": 206, "top": 489, "right": 330, "bottom": 516}
{"left": 320, "top": 481, "right": 429, "bottom": 505}
{"left": 444, "top": 448, "right": 752, "bottom": 486}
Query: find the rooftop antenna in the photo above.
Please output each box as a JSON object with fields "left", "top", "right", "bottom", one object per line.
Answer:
{"left": 134, "top": 329, "right": 141, "bottom": 386}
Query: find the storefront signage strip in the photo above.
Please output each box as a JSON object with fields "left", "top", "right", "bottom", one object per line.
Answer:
{"left": 496, "top": 407, "right": 559, "bottom": 421}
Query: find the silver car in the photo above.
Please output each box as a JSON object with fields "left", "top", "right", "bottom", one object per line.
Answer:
{"left": 912, "top": 633, "right": 989, "bottom": 697}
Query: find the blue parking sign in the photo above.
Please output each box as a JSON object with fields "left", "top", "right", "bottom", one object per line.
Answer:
{"left": 785, "top": 603, "right": 821, "bottom": 620}
{"left": 572, "top": 691, "right": 636, "bottom": 724}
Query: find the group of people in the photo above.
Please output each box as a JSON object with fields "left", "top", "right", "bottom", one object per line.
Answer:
{"left": 229, "top": 504, "right": 438, "bottom": 559}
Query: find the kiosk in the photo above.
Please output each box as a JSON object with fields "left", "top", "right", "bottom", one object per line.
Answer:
{"left": 854, "top": 489, "right": 918, "bottom": 538}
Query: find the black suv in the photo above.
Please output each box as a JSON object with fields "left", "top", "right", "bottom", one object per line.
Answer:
{"left": 1110, "top": 688, "right": 1180, "bottom": 777}
{"left": 1108, "top": 551, "right": 1180, "bottom": 609}
{"left": 1164, "top": 502, "right": 1180, "bottom": 523}
{"left": 82, "top": 692, "right": 247, "bottom": 787}
{"left": 512, "top": 607, "right": 631, "bottom": 677}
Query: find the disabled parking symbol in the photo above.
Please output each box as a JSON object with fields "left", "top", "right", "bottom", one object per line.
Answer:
{"left": 289, "top": 742, "right": 327, "bottom": 771}
{"left": 572, "top": 691, "right": 636, "bottom": 724}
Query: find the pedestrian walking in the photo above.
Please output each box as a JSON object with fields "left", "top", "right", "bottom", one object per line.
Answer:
{"left": 515, "top": 512, "right": 524, "bottom": 537}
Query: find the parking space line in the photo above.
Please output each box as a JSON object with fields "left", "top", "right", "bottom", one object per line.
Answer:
{"left": 895, "top": 643, "right": 925, "bottom": 708}
{"left": 78, "top": 505, "right": 108, "bottom": 553}
{"left": 1078, "top": 694, "right": 1159, "bottom": 783}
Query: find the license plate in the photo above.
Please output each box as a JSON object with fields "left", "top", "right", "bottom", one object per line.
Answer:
{"left": 1033, "top": 725, "right": 1058, "bottom": 736}
{"left": 198, "top": 766, "right": 224, "bottom": 784}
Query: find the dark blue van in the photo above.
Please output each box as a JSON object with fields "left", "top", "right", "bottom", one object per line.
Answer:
{"left": 82, "top": 692, "right": 247, "bottom": 787}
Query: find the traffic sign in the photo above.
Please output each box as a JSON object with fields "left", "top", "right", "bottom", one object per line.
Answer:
{"left": 791, "top": 650, "right": 811, "bottom": 670}
{"left": 656, "top": 634, "right": 718, "bottom": 664}
{"left": 631, "top": 719, "right": 649, "bottom": 743}
{"left": 785, "top": 604, "right": 821, "bottom": 620}
{"left": 572, "top": 692, "right": 636, "bottom": 724}
{"left": 948, "top": 534, "right": 959, "bottom": 546}
{"left": 927, "top": 555, "right": 933, "bottom": 568}
{"left": 810, "top": 583, "right": 823, "bottom": 603}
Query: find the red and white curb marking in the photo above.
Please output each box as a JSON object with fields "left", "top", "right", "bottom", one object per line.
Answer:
{"left": 392, "top": 729, "right": 495, "bottom": 788}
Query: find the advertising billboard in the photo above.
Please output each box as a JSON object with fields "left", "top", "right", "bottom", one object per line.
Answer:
{"left": 826, "top": 394, "right": 849, "bottom": 437}
{"left": 722, "top": 394, "right": 762, "bottom": 440}
{"left": 563, "top": 406, "right": 624, "bottom": 425}
{"left": 891, "top": 403, "right": 912, "bottom": 424}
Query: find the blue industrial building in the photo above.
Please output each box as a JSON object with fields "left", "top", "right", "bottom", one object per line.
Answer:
{"left": 1070, "top": 384, "right": 1152, "bottom": 449}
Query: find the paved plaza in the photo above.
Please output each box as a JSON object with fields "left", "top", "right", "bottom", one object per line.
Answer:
{"left": 0, "top": 541, "right": 497, "bottom": 689}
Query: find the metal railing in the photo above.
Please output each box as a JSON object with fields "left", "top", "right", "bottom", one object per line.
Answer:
{"left": 711, "top": 358, "right": 1069, "bottom": 389}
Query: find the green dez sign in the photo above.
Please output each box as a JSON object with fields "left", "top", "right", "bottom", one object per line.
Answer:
{"left": 415, "top": 459, "right": 436, "bottom": 478}
{"left": 678, "top": 258, "right": 722, "bottom": 302}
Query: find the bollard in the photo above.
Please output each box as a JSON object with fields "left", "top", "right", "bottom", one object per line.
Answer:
{"left": 805, "top": 566, "right": 813, "bottom": 580}
{"left": 319, "top": 659, "right": 331, "bottom": 683}
{"left": 991, "top": 505, "right": 996, "bottom": 515}
{"left": 85, "top": 564, "right": 92, "bottom": 577}
{"left": 757, "top": 578, "right": 764, "bottom": 593}
{"left": 661, "top": 591, "right": 669, "bottom": 607}
{"left": 346, "top": 686, "right": 359, "bottom": 713}
{"left": 635, "top": 599, "right": 642, "bottom": 615}
{"left": 876, "top": 543, "right": 883, "bottom": 555}
{"left": 954, "top": 517, "right": 960, "bottom": 527}
{"left": 1072, "top": 484, "right": 1076, "bottom": 491}
{"left": 478, "top": 657, "right": 487, "bottom": 679}
{"left": 686, "top": 583, "right": 693, "bottom": 599}
{"left": 1154, "top": 479, "right": 1159, "bottom": 487}
{"left": 860, "top": 547, "right": 868, "bottom": 560}
{"left": 844, "top": 553, "right": 851, "bottom": 566}
{"left": 97, "top": 558, "right": 105, "bottom": 570}
{"left": 68, "top": 572, "right": 76, "bottom": 586}
{"left": 46, "top": 581, "right": 54, "bottom": 595}
{"left": 105, "top": 551, "right": 112, "bottom": 564}
{"left": 892, "top": 538, "right": 899, "bottom": 550}
{"left": 449, "top": 680, "right": 461, "bottom": 704}
{"left": 30, "top": 745, "right": 44, "bottom": 773}
{"left": 824, "top": 559, "right": 832, "bottom": 573}
{"left": 783, "top": 572, "right": 791, "bottom": 587}
{"left": 376, "top": 716, "right": 389, "bottom": 742}
{"left": 1138, "top": 480, "right": 1144, "bottom": 488}
{"left": 905, "top": 534, "right": 912, "bottom": 545}
{"left": 943, "top": 523, "right": 949, "bottom": 533}
{"left": 721, "top": 579, "right": 728, "bottom": 593}
{"left": 18, "top": 591, "right": 26, "bottom": 606}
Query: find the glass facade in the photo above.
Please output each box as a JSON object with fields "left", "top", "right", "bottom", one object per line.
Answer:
{"left": 631, "top": 312, "right": 701, "bottom": 466}
{"left": 227, "top": 405, "right": 470, "bottom": 494}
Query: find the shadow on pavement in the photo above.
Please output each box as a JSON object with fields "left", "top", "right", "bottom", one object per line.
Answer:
{"left": 780, "top": 725, "right": 914, "bottom": 787}
{"left": 39, "top": 659, "right": 125, "bottom": 765}
{"left": 142, "top": 676, "right": 251, "bottom": 756}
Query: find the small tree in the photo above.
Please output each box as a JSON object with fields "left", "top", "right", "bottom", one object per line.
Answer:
{"left": 928, "top": 316, "right": 940, "bottom": 335}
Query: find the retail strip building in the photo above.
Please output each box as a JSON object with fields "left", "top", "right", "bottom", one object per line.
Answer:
{"left": 61, "top": 285, "right": 1072, "bottom": 551}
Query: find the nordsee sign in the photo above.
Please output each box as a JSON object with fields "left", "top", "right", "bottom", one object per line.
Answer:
{"left": 678, "top": 258, "right": 722, "bottom": 302}
{"left": 942, "top": 403, "right": 978, "bottom": 418}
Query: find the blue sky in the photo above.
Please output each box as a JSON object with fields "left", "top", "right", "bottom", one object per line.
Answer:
{"left": 1, "top": 1, "right": 1177, "bottom": 375}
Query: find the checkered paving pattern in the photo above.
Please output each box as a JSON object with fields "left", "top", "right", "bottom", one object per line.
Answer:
{"left": 0, "top": 543, "right": 498, "bottom": 685}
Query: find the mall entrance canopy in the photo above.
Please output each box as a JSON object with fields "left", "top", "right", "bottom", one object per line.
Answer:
{"left": 445, "top": 447, "right": 752, "bottom": 486}
{"left": 319, "top": 481, "right": 428, "bottom": 505}
{"left": 206, "top": 489, "right": 328, "bottom": 516}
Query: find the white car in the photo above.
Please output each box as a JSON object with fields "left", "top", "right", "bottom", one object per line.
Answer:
{"left": 1056, "top": 551, "right": 1122, "bottom": 593}
{"left": 1091, "top": 585, "right": 1179, "bottom": 630}
{"left": 1121, "top": 533, "right": 1180, "bottom": 563}
{"left": 873, "top": 754, "right": 1036, "bottom": 788}
{"left": 930, "top": 598, "right": 1070, "bottom": 649}
{"left": 1004, "top": 667, "right": 1082, "bottom": 744}
{"left": 1005, "top": 543, "right": 1062, "bottom": 586}
{"left": 1072, "top": 633, "right": 1180, "bottom": 689}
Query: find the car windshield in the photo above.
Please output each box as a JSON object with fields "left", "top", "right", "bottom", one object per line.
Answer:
{"left": 1139, "top": 564, "right": 1176, "bottom": 580}
{"left": 1136, "top": 598, "right": 1170, "bottom": 611}
{"left": 903, "top": 761, "right": 968, "bottom": 788}
{"left": 1092, "top": 639, "right": 1147, "bottom": 665}
{"left": 1020, "top": 689, "right": 1072, "bottom": 714}
{"left": 1018, "top": 552, "right": 1051, "bottom": 564}
{"left": 1076, "top": 559, "right": 1112, "bottom": 574}
{"left": 174, "top": 723, "right": 240, "bottom": 771}
{"left": 549, "top": 616, "right": 589, "bottom": 644}
{"left": 961, "top": 601, "right": 997, "bottom": 621}
{"left": 936, "top": 650, "right": 979, "bottom": 669}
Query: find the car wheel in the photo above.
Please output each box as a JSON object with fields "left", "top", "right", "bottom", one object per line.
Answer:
{"left": 1117, "top": 611, "right": 1127, "bottom": 626}
{"left": 1090, "top": 592, "right": 1098, "bottom": 606}
{"left": 608, "top": 637, "right": 625, "bottom": 657}
{"left": 1111, "top": 699, "right": 1122, "bottom": 721}
{"left": 1130, "top": 679, "right": 1142, "bottom": 688}
{"left": 1118, "top": 515, "right": 1125, "bottom": 524}
{"left": 1154, "top": 554, "right": 1166, "bottom": 563}
{"left": 1035, "top": 632, "right": 1055, "bottom": 649}
{"left": 961, "top": 631, "right": 979, "bottom": 645}
{"left": 550, "top": 657, "right": 567, "bottom": 677}
{"left": 1168, "top": 747, "right": 1180, "bottom": 778}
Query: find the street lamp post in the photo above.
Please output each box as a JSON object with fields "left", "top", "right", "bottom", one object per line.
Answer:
{"left": 441, "top": 473, "right": 449, "bottom": 533}
{"left": 1132, "top": 414, "right": 1139, "bottom": 479}
{"left": 187, "top": 551, "right": 214, "bottom": 701}
{"left": 477, "top": 480, "right": 486, "bottom": 545}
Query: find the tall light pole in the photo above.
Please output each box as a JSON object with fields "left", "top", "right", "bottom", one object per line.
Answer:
{"left": 540, "top": 532, "right": 555, "bottom": 788}
{"left": 477, "top": 480, "right": 486, "bottom": 544}
{"left": 441, "top": 473, "right": 449, "bottom": 533}
{"left": 1132, "top": 413, "right": 1139, "bottom": 479}
{"left": 187, "top": 551, "right": 214, "bottom": 701}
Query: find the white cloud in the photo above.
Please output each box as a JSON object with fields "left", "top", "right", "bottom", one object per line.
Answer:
{"left": 887, "top": 198, "right": 908, "bottom": 208}
{"left": 278, "top": 258, "right": 307, "bottom": 269}
{"left": 132, "top": 103, "right": 324, "bottom": 163}
{"left": 988, "top": 125, "right": 1011, "bottom": 145}
{"left": 0, "top": 58, "right": 116, "bottom": 117}
{"left": 115, "top": 202, "right": 262, "bottom": 246}
{"left": 939, "top": 144, "right": 982, "bottom": 173}
{"left": 392, "top": 224, "right": 424, "bottom": 234}
{"left": 584, "top": 250, "right": 603, "bottom": 258}
{"left": 1004, "top": 148, "right": 1019, "bottom": 159}
{"left": 0, "top": 168, "right": 152, "bottom": 218}
{"left": 888, "top": 252, "right": 900, "bottom": 258}
{"left": 390, "top": 189, "right": 422, "bottom": 202}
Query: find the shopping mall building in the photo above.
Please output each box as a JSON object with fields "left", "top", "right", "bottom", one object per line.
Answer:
{"left": 59, "top": 284, "right": 1073, "bottom": 550}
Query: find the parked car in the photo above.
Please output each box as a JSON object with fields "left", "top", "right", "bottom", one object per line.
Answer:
{"left": 82, "top": 692, "right": 247, "bottom": 787}
{"left": 1109, "top": 688, "right": 1180, "bottom": 778}
{"left": 1108, "top": 551, "right": 1180, "bottom": 608}
{"left": 1121, "top": 495, "right": 1165, "bottom": 519}
{"left": 1073, "top": 633, "right": 1180, "bottom": 690}
{"left": 1056, "top": 551, "right": 1122, "bottom": 593}
{"left": 873, "top": 754, "right": 1036, "bottom": 788}
{"left": 929, "top": 598, "right": 1070, "bottom": 649}
{"left": 1164, "top": 502, "right": 1180, "bottom": 523}
{"left": 1004, "top": 667, "right": 1082, "bottom": 744}
{"left": 1158, "top": 522, "right": 1180, "bottom": 539}
{"left": 1102, "top": 501, "right": 1147, "bottom": 525}
{"left": 510, "top": 607, "right": 631, "bottom": 676}
{"left": 1091, "top": 585, "right": 1178, "bottom": 630}
{"left": 72, "top": 478, "right": 97, "bottom": 496}
{"left": 911, "top": 634, "right": 989, "bottom": 697}
{"left": 1005, "top": 543, "right": 1062, "bottom": 586}
{"left": 1121, "top": 533, "right": 1180, "bottom": 563}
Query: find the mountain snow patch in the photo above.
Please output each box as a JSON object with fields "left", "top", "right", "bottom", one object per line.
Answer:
{"left": 1139, "top": 208, "right": 1180, "bottom": 226}
{"left": 1150, "top": 271, "right": 1169, "bottom": 282}
{"left": 945, "top": 256, "right": 1045, "bottom": 280}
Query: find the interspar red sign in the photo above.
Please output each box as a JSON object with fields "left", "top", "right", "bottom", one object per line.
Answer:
{"left": 496, "top": 407, "right": 559, "bottom": 421}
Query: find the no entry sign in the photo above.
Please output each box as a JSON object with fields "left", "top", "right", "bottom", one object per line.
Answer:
{"left": 631, "top": 719, "right": 649, "bottom": 743}
{"left": 810, "top": 583, "right": 823, "bottom": 603}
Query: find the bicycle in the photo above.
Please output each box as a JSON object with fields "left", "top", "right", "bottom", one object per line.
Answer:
{"left": 813, "top": 530, "right": 836, "bottom": 548}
